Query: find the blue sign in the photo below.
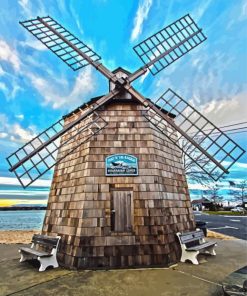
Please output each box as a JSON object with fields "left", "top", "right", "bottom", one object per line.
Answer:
{"left": 105, "top": 154, "right": 138, "bottom": 176}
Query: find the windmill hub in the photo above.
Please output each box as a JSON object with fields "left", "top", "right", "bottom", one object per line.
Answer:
{"left": 109, "top": 67, "right": 130, "bottom": 91}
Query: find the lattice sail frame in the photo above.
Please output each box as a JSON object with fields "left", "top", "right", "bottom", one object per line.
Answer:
{"left": 143, "top": 89, "right": 245, "bottom": 180}
{"left": 7, "top": 113, "right": 107, "bottom": 188}
{"left": 20, "top": 16, "right": 101, "bottom": 71}
{"left": 133, "top": 14, "right": 206, "bottom": 75}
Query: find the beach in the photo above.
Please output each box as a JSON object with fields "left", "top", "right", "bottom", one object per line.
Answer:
{"left": 0, "top": 229, "right": 234, "bottom": 245}
{"left": 0, "top": 230, "right": 39, "bottom": 244}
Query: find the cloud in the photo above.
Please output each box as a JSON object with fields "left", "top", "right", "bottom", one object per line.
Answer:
{"left": 27, "top": 67, "right": 96, "bottom": 109}
{"left": 0, "top": 132, "right": 8, "bottom": 139}
{"left": 199, "top": 91, "right": 247, "bottom": 126}
{"left": 130, "top": 0, "right": 153, "bottom": 42}
{"left": 192, "top": 0, "right": 213, "bottom": 21}
{"left": 19, "top": 39, "right": 47, "bottom": 51}
{"left": 0, "top": 78, "right": 22, "bottom": 100}
{"left": 0, "top": 176, "right": 51, "bottom": 187}
{"left": 0, "top": 39, "right": 23, "bottom": 100}
{"left": 18, "top": 0, "right": 46, "bottom": 18}
{"left": 18, "top": 0, "right": 29, "bottom": 11}
{"left": 0, "top": 39, "right": 20, "bottom": 71}
{"left": 15, "top": 114, "right": 24, "bottom": 120}
{"left": 0, "top": 65, "right": 5, "bottom": 76}
{"left": 0, "top": 113, "right": 36, "bottom": 144}
{"left": 222, "top": 161, "right": 247, "bottom": 171}
{"left": 0, "top": 82, "right": 8, "bottom": 93}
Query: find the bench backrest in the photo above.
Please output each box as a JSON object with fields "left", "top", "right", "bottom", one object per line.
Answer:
{"left": 32, "top": 234, "right": 60, "bottom": 248}
{"left": 178, "top": 230, "right": 204, "bottom": 245}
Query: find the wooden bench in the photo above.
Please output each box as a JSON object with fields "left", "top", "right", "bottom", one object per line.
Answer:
{"left": 19, "top": 234, "right": 60, "bottom": 272}
{"left": 177, "top": 230, "right": 217, "bottom": 265}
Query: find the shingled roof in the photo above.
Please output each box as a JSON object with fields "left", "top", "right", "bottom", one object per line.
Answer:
{"left": 64, "top": 94, "right": 176, "bottom": 119}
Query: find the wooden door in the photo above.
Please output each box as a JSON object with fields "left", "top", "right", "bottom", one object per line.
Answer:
{"left": 112, "top": 190, "right": 133, "bottom": 232}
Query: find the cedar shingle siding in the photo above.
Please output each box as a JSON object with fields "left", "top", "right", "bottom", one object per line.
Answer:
{"left": 42, "top": 100, "right": 194, "bottom": 269}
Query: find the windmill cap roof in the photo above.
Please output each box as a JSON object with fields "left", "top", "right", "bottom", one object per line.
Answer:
{"left": 112, "top": 67, "right": 131, "bottom": 75}
{"left": 63, "top": 94, "right": 176, "bottom": 119}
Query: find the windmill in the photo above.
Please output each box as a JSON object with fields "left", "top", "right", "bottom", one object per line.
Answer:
{"left": 7, "top": 15, "right": 245, "bottom": 269}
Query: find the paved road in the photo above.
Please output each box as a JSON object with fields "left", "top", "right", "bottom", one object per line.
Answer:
{"left": 194, "top": 212, "right": 247, "bottom": 240}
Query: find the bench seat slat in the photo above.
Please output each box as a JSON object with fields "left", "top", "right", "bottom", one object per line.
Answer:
{"left": 180, "top": 230, "right": 204, "bottom": 244}
{"left": 19, "top": 247, "right": 52, "bottom": 258}
{"left": 186, "top": 241, "right": 217, "bottom": 251}
{"left": 32, "top": 234, "right": 59, "bottom": 247}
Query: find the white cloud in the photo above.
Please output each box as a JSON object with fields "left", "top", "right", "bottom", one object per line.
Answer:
{"left": 236, "top": 162, "right": 247, "bottom": 169}
{"left": 199, "top": 91, "right": 247, "bottom": 126}
{"left": 139, "top": 69, "right": 150, "bottom": 84}
{"left": 0, "top": 65, "right": 5, "bottom": 76}
{"left": 192, "top": 0, "right": 213, "bottom": 22}
{"left": 15, "top": 114, "right": 24, "bottom": 120}
{"left": 28, "top": 67, "right": 96, "bottom": 109}
{"left": 0, "top": 176, "right": 51, "bottom": 187}
{"left": 0, "top": 113, "right": 36, "bottom": 144}
{"left": 11, "top": 124, "right": 36, "bottom": 142}
{"left": 0, "top": 82, "right": 8, "bottom": 93}
{"left": 222, "top": 161, "right": 247, "bottom": 171}
{"left": 242, "top": 0, "right": 247, "bottom": 17}
{"left": 18, "top": 0, "right": 46, "bottom": 18}
{"left": 0, "top": 132, "right": 8, "bottom": 139}
{"left": 20, "top": 39, "right": 47, "bottom": 51}
{"left": 131, "top": 0, "right": 153, "bottom": 42}
{"left": 0, "top": 78, "right": 22, "bottom": 100}
{"left": 18, "top": 0, "right": 29, "bottom": 11}
{"left": 0, "top": 39, "right": 20, "bottom": 71}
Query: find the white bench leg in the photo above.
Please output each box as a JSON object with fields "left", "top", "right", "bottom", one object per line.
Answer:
{"left": 19, "top": 250, "right": 35, "bottom": 262}
{"left": 181, "top": 250, "right": 199, "bottom": 265}
{"left": 207, "top": 246, "right": 216, "bottom": 256}
{"left": 38, "top": 256, "right": 59, "bottom": 272}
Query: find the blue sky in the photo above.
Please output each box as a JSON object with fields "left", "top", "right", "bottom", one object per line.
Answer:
{"left": 0, "top": 0, "right": 246, "bottom": 206}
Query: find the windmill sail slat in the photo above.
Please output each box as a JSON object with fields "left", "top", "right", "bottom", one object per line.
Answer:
{"left": 143, "top": 89, "right": 245, "bottom": 180}
{"left": 20, "top": 16, "right": 101, "bottom": 71}
{"left": 7, "top": 113, "right": 107, "bottom": 188}
{"left": 133, "top": 14, "right": 206, "bottom": 75}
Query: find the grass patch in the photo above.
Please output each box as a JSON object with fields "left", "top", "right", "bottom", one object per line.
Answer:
{"left": 204, "top": 211, "right": 247, "bottom": 216}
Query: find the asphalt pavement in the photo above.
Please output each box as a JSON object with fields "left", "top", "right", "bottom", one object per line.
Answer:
{"left": 194, "top": 211, "right": 247, "bottom": 240}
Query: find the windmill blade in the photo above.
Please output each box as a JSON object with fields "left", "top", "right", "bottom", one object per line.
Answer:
{"left": 142, "top": 89, "right": 245, "bottom": 181}
{"left": 132, "top": 14, "right": 206, "bottom": 76}
{"left": 20, "top": 16, "right": 114, "bottom": 81}
{"left": 7, "top": 89, "right": 119, "bottom": 188}
{"left": 7, "top": 112, "right": 107, "bottom": 188}
{"left": 123, "top": 85, "right": 245, "bottom": 180}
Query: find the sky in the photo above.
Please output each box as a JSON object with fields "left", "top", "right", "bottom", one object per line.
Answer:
{"left": 0, "top": 0, "right": 246, "bottom": 206}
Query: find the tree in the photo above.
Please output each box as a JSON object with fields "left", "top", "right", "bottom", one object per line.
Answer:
{"left": 203, "top": 183, "right": 223, "bottom": 210}
{"left": 182, "top": 139, "right": 223, "bottom": 186}
{"left": 204, "top": 184, "right": 223, "bottom": 203}
{"left": 228, "top": 180, "right": 247, "bottom": 205}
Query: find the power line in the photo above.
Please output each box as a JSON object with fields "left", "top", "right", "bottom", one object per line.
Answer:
{"left": 209, "top": 126, "right": 247, "bottom": 135}
{"left": 204, "top": 121, "right": 247, "bottom": 132}
{"left": 188, "top": 121, "right": 247, "bottom": 137}
{"left": 220, "top": 121, "right": 247, "bottom": 127}
{"left": 210, "top": 129, "right": 247, "bottom": 137}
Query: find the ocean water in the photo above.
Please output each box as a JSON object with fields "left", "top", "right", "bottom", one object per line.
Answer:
{"left": 0, "top": 210, "right": 46, "bottom": 230}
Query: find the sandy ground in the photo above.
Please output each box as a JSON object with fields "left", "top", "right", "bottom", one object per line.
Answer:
{"left": 207, "top": 230, "right": 236, "bottom": 240}
{"left": 0, "top": 229, "right": 234, "bottom": 244}
{"left": 0, "top": 230, "right": 40, "bottom": 244}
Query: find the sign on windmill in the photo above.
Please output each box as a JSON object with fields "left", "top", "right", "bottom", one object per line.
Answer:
{"left": 105, "top": 154, "right": 139, "bottom": 176}
{"left": 7, "top": 14, "right": 245, "bottom": 269}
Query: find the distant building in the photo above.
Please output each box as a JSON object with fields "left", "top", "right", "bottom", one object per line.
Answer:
{"left": 191, "top": 198, "right": 212, "bottom": 211}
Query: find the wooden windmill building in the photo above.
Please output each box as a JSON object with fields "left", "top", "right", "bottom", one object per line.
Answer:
{"left": 41, "top": 67, "right": 194, "bottom": 268}
{"left": 7, "top": 16, "right": 245, "bottom": 269}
